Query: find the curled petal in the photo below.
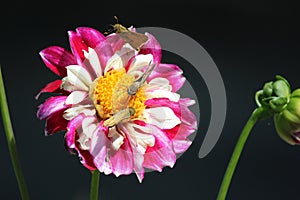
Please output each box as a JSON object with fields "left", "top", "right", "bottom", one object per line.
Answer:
{"left": 68, "top": 31, "right": 88, "bottom": 64}
{"left": 109, "top": 137, "right": 134, "bottom": 177}
{"left": 76, "top": 27, "right": 106, "bottom": 48}
{"left": 45, "top": 109, "right": 68, "bottom": 136}
{"left": 148, "top": 64, "right": 186, "bottom": 92}
{"left": 104, "top": 43, "right": 137, "bottom": 74}
{"left": 142, "top": 124, "right": 176, "bottom": 172}
{"left": 39, "top": 46, "right": 76, "bottom": 77}
{"left": 164, "top": 124, "right": 195, "bottom": 153}
{"left": 145, "top": 98, "right": 197, "bottom": 129}
{"left": 64, "top": 65, "right": 93, "bottom": 91}
{"left": 90, "top": 126, "right": 113, "bottom": 175}
{"left": 119, "top": 124, "right": 145, "bottom": 182}
{"left": 65, "top": 91, "right": 88, "bottom": 105}
{"left": 65, "top": 113, "right": 86, "bottom": 149}
{"left": 140, "top": 32, "right": 162, "bottom": 63}
{"left": 126, "top": 54, "right": 154, "bottom": 74}
{"left": 37, "top": 96, "right": 68, "bottom": 120}
{"left": 35, "top": 80, "right": 68, "bottom": 99}
{"left": 143, "top": 107, "right": 181, "bottom": 129}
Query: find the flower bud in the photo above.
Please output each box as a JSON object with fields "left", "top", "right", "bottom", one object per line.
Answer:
{"left": 274, "top": 89, "right": 300, "bottom": 145}
{"left": 256, "top": 75, "right": 291, "bottom": 113}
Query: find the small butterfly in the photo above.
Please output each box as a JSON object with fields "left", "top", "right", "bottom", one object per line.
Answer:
{"left": 111, "top": 62, "right": 156, "bottom": 113}
{"left": 106, "top": 16, "right": 149, "bottom": 51}
{"left": 103, "top": 107, "right": 135, "bottom": 127}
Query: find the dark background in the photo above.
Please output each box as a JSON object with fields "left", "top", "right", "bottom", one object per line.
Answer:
{"left": 1, "top": 0, "right": 300, "bottom": 199}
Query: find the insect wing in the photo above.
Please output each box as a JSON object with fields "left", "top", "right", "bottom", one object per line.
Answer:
{"left": 103, "top": 107, "right": 133, "bottom": 127}
{"left": 118, "top": 31, "right": 148, "bottom": 51}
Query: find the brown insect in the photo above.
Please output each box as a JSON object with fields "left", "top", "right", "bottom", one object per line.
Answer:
{"left": 106, "top": 16, "right": 149, "bottom": 51}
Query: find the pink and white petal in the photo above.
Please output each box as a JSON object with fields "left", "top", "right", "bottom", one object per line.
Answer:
{"left": 75, "top": 146, "right": 97, "bottom": 171}
{"left": 64, "top": 114, "right": 97, "bottom": 170}
{"left": 108, "top": 126, "right": 125, "bottom": 151}
{"left": 164, "top": 124, "right": 195, "bottom": 153}
{"left": 142, "top": 107, "right": 181, "bottom": 129}
{"left": 64, "top": 113, "right": 86, "bottom": 149}
{"left": 148, "top": 63, "right": 186, "bottom": 92}
{"left": 109, "top": 136, "right": 134, "bottom": 177}
{"left": 127, "top": 54, "right": 154, "bottom": 74}
{"left": 37, "top": 96, "right": 68, "bottom": 120}
{"left": 94, "top": 40, "right": 114, "bottom": 71}
{"left": 90, "top": 127, "right": 113, "bottom": 175}
{"left": 44, "top": 109, "right": 68, "bottom": 136}
{"left": 106, "top": 33, "right": 125, "bottom": 54}
{"left": 76, "top": 27, "right": 106, "bottom": 48}
{"left": 35, "top": 80, "right": 67, "bottom": 99}
{"left": 68, "top": 31, "right": 88, "bottom": 64}
{"left": 65, "top": 65, "right": 92, "bottom": 91}
{"left": 142, "top": 124, "right": 176, "bottom": 172}
{"left": 179, "top": 98, "right": 197, "bottom": 129}
{"left": 78, "top": 116, "right": 98, "bottom": 150}
{"left": 139, "top": 32, "right": 162, "bottom": 63}
{"left": 147, "top": 77, "right": 172, "bottom": 91}
{"left": 148, "top": 63, "right": 183, "bottom": 80}
{"left": 83, "top": 47, "right": 102, "bottom": 78}
{"left": 65, "top": 91, "right": 88, "bottom": 105}
{"left": 104, "top": 43, "right": 137, "bottom": 74}
{"left": 39, "top": 46, "right": 76, "bottom": 77}
{"left": 145, "top": 89, "right": 180, "bottom": 102}
{"left": 119, "top": 124, "right": 146, "bottom": 182}
{"left": 145, "top": 97, "right": 197, "bottom": 129}
{"left": 122, "top": 123, "right": 155, "bottom": 154}
{"left": 166, "top": 75, "right": 186, "bottom": 92}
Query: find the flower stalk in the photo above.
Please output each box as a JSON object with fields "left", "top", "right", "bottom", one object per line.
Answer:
{"left": 0, "top": 67, "right": 30, "bottom": 200}
{"left": 90, "top": 170, "right": 100, "bottom": 200}
{"left": 217, "top": 75, "right": 300, "bottom": 199}
{"left": 216, "top": 107, "right": 265, "bottom": 200}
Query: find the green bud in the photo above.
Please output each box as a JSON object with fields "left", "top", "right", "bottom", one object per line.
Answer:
{"left": 255, "top": 75, "right": 291, "bottom": 113}
{"left": 274, "top": 89, "right": 300, "bottom": 145}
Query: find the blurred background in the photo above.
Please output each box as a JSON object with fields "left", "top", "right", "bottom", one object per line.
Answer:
{"left": 1, "top": 0, "right": 300, "bottom": 199}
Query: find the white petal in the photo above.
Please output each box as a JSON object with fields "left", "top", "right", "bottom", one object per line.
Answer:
{"left": 127, "top": 54, "right": 153, "bottom": 74}
{"left": 65, "top": 91, "right": 88, "bottom": 105}
{"left": 143, "top": 107, "right": 181, "bottom": 129}
{"left": 87, "top": 47, "right": 102, "bottom": 77}
{"left": 63, "top": 105, "right": 95, "bottom": 120}
{"left": 77, "top": 117, "right": 98, "bottom": 150}
{"left": 108, "top": 127, "right": 124, "bottom": 151}
{"left": 82, "top": 117, "right": 98, "bottom": 138}
{"left": 124, "top": 123, "right": 155, "bottom": 154}
{"left": 66, "top": 65, "right": 93, "bottom": 91}
{"left": 147, "top": 77, "right": 172, "bottom": 91}
{"left": 104, "top": 43, "right": 137, "bottom": 74}
{"left": 145, "top": 90, "right": 180, "bottom": 102}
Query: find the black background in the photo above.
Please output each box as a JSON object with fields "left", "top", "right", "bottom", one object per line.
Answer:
{"left": 1, "top": 0, "right": 300, "bottom": 199}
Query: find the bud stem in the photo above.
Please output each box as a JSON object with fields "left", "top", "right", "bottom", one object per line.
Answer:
{"left": 216, "top": 107, "right": 265, "bottom": 200}
{"left": 0, "top": 67, "right": 30, "bottom": 200}
{"left": 90, "top": 170, "right": 100, "bottom": 200}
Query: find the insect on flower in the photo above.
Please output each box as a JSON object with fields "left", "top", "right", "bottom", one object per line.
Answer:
{"left": 37, "top": 25, "right": 197, "bottom": 183}
{"left": 106, "top": 16, "right": 149, "bottom": 51}
{"left": 104, "top": 62, "right": 157, "bottom": 127}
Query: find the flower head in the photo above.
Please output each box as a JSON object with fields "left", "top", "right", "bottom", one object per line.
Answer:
{"left": 36, "top": 26, "right": 197, "bottom": 182}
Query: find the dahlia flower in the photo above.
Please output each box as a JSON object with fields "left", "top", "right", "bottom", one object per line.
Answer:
{"left": 36, "top": 26, "right": 197, "bottom": 182}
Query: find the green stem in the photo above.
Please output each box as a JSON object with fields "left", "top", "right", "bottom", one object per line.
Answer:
{"left": 216, "top": 107, "right": 265, "bottom": 200}
{"left": 0, "top": 67, "right": 30, "bottom": 200}
{"left": 90, "top": 170, "right": 100, "bottom": 200}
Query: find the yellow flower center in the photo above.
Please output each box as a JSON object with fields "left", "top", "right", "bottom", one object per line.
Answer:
{"left": 93, "top": 68, "right": 146, "bottom": 120}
